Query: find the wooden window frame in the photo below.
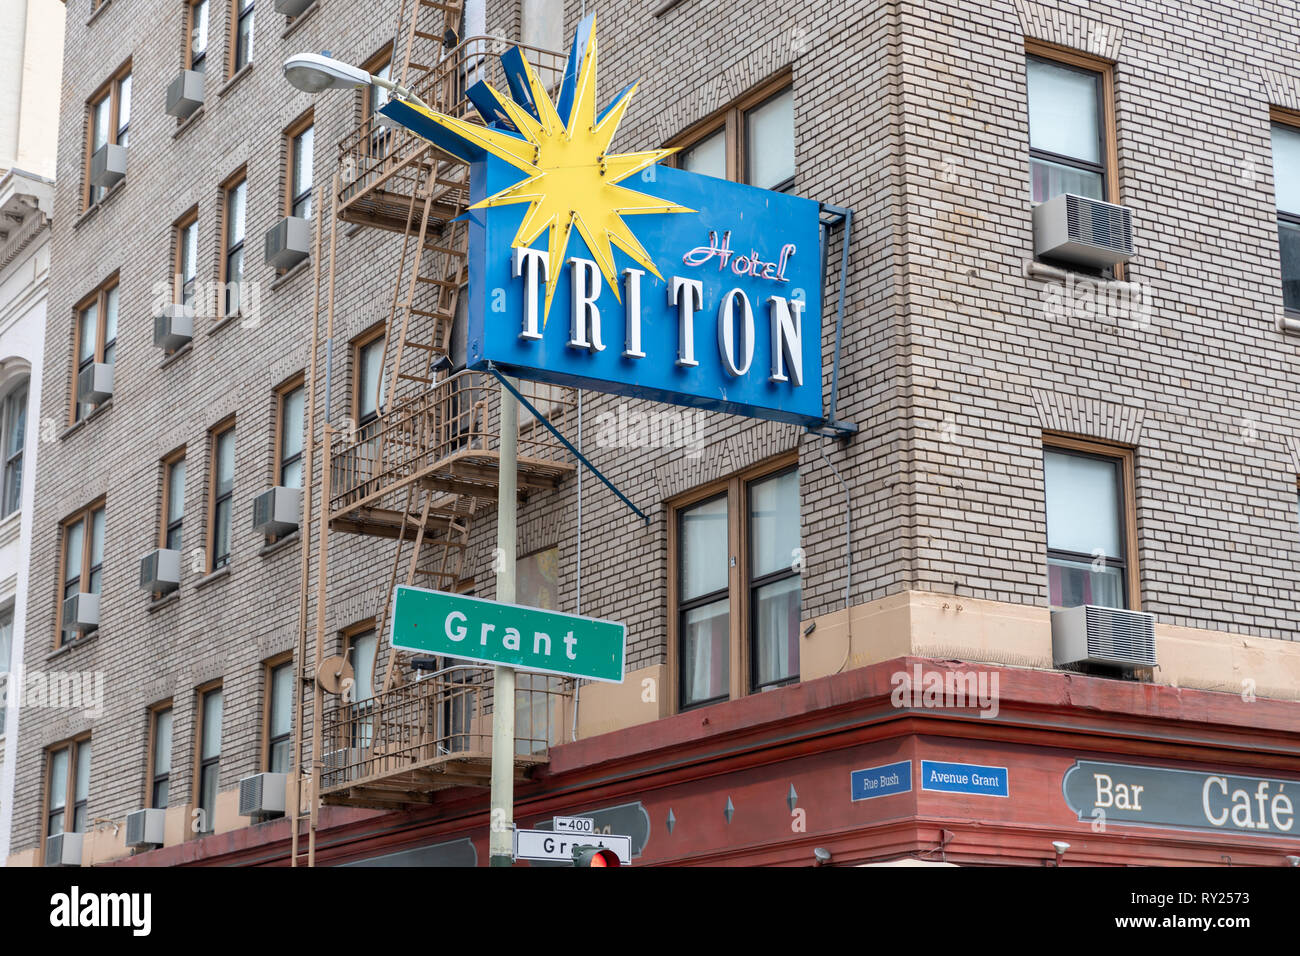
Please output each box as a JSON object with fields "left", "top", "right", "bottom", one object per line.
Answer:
{"left": 70, "top": 275, "right": 120, "bottom": 424}
{"left": 342, "top": 622, "right": 378, "bottom": 749}
{"left": 82, "top": 61, "right": 132, "bottom": 209}
{"left": 665, "top": 70, "right": 793, "bottom": 189}
{"left": 229, "top": 0, "right": 255, "bottom": 79}
{"left": 273, "top": 373, "right": 305, "bottom": 488}
{"left": 284, "top": 110, "right": 314, "bottom": 221}
{"left": 218, "top": 168, "right": 247, "bottom": 319}
{"left": 351, "top": 324, "right": 386, "bottom": 427}
{"left": 145, "top": 701, "right": 174, "bottom": 809}
{"left": 43, "top": 734, "right": 92, "bottom": 852}
{"left": 160, "top": 447, "right": 187, "bottom": 550}
{"left": 173, "top": 207, "right": 199, "bottom": 309}
{"left": 206, "top": 418, "right": 236, "bottom": 572}
{"left": 1270, "top": 108, "right": 1300, "bottom": 316}
{"left": 193, "top": 681, "right": 222, "bottom": 834}
{"left": 666, "top": 451, "right": 799, "bottom": 714}
{"left": 55, "top": 499, "right": 106, "bottom": 647}
{"left": 1042, "top": 433, "right": 1140, "bottom": 611}
{"left": 262, "top": 653, "right": 294, "bottom": 773}
{"left": 185, "top": 0, "right": 209, "bottom": 72}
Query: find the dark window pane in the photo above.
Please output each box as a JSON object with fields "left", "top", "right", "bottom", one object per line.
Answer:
{"left": 1047, "top": 556, "right": 1125, "bottom": 609}
{"left": 1279, "top": 219, "right": 1300, "bottom": 312}
{"left": 752, "top": 575, "right": 800, "bottom": 688}
{"left": 681, "top": 598, "right": 729, "bottom": 707}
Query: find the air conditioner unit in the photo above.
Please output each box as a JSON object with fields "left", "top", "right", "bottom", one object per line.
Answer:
{"left": 238, "top": 772, "right": 288, "bottom": 820}
{"left": 139, "top": 548, "right": 182, "bottom": 593}
{"left": 153, "top": 303, "right": 195, "bottom": 350}
{"left": 320, "top": 748, "right": 357, "bottom": 789}
{"left": 124, "top": 808, "right": 167, "bottom": 849}
{"left": 62, "top": 592, "right": 100, "bottom": 634}
{"left": 77, "top": 362, "right": 113, "bottom": 405}
{"left": 1051, "top": 604, "right": 1156, "bottom": 669}
{"left": 90, "top": 143, "right": 127, "bottom": 189}
{"left": 274, "top": 0, "right": 314, "bottom": 14}
{"left": 1033, "top": 193, "right": 1133, "bottom": 268}
{"left": 264, "top": 215, "right": 310, "bottom": 270}
{"left": 252, "top": 486, "right": 302, "bottom": 536}
{"left": 45, "top": 832, "right": 84, "bottom": 867}
{"left": 165, "top": 69, "right": 204, "bottom": 119}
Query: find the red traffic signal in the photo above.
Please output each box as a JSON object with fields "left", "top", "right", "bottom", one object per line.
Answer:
{"left": 573, "top": 846, "right": 622, "bottom": 867}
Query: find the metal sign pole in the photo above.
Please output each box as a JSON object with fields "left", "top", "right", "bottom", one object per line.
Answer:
{"left": 489, "top": 378, "right": 518, "bottom": 866}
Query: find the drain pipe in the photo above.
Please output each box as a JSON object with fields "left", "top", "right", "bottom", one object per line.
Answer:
{"left": 819, "top": 436, "right": 854, "bottom": 672}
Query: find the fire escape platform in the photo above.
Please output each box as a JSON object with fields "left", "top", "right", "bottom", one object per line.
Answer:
{"left": 320, "top": 753, "right": 548, "bottom": 809}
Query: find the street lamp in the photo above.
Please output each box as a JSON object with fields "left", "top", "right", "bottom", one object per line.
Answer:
{"left": 282, "top": 52, "right": 431, "bottom": 111}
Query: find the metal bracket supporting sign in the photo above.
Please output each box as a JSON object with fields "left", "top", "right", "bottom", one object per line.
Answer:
{"left": 808, "top": 202, "right": 858, "bottom": 440}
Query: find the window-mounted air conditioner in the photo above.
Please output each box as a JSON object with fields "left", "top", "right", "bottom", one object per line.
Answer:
{"left": 153, "top": 303, "right": 194, "bottom": 351}
{"left": 62, "top": 592, "right": 100, "bottom": 634}
{"left": 320, "top": 748, "right": 357, "bottom": 789}
{"left": 238, "top": 772, "right": 288, "bottom": 821}
{"left": 1051, "top": 604, "right": 1156, "bottom": 670}
{"left": 124, "top": 808, "right": 166, "bottom": 850}
{"left": 45, "top": 832, "right": 84, "bottom": 867}
{"left": 264, "top": 216, "right": 310, "bottom": 270}
{"left": 77, "top": 362, "right": 113, "bottom": 405}
{"left": 252, "top": 486, "right": 301, "bottom": 536}
{"left": 165, "top": 69, "right": 204, "bottom": 119}
{"left": 90, "top": 143, "right": 127, "bottom": 189}
{"left": 139, "top": 548, "right": 182, "bottom": 593}
{"left": 1033, "top": 193, "right": 1133, "bottom": 268}
{"left": 274, "top": 0, "right": 314, "bottom": 14}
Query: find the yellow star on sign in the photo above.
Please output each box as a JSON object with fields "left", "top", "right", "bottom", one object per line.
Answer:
{"left": 395, "top": 15, "right": 693, "bottom": 323}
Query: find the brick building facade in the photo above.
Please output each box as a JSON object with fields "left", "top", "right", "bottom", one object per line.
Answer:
{"left": 7, "top": 0, "right": 1300, "bottom": 866}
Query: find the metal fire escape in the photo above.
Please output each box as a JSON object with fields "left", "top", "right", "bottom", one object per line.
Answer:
{"left": 288, "top": 0, "right": 574, "bottom": 864}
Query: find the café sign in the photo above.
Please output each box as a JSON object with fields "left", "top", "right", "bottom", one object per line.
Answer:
{"left": 1062, "top": 760, "right": 1299, "bottom": 839}
{"left": 380, "top": 13, "right": 825, "bottom": 427}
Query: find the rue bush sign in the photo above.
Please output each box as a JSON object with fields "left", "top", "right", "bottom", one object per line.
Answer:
{"left": 390, "top": 585, "right": 626, "bottom": 683}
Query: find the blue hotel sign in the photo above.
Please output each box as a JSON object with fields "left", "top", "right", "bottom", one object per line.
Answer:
{"left": 381, "top": 13, "right": 826, "bottom": 427}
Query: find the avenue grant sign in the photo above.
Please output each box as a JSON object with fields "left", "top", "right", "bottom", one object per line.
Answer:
{"left": 389, "top": 585, "right": 626, "bottom": 683}
{"left": 1062, "top": 760, "right": 1299, "bottom": 839}
{"left": 379, "top": 12, "right": 826, "bottom": 428}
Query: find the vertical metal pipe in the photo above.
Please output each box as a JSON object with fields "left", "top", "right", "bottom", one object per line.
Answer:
{"left": 489, "top": 378, "right": 517, "bottom": 866}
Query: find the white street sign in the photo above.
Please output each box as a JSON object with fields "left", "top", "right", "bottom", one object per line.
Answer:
{"left": 513, "top": 828, "right": 632, "bottom": 864}
{"left": 553, "top": 816, "right": 596, "bottom": 834}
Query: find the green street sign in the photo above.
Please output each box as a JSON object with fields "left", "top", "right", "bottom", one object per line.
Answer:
{"left": 390, "top": 585, "right": 626, "bottom": 683}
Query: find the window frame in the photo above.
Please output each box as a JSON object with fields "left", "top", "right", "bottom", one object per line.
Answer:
{"left": 193, "top": 681, "right": 223, "bottom": 834}
{"left": 666, "top": 71, "right": 794, "bottom": 191}
{"left": 1024, "top": 40, "right": 1119, "bottom": 207}
{"left": 284, "top": 111, "right": 314, "bottom": 221}
{"left": 173, "top": 206, "right": 199, "bottom": 311}
{"left": 262, "top": 654, "right": 294, "bottom": 773}
{"left": 342, "top": 622, "right": 379, "bottom": 750}
{"left": 82, "top": 61, "right": 132, "bottom": 209}
{"left": 666, "top": 452, "right": 800, "bottom": 713}
{"left": 1, "top": 377, "right": 28, "bottom": 517}
{"left": 229, "top": 0, "right": 254, "bottom": 78}
{"left": 43, "top": 735, "right": 92, "bottom": 856}
{"left": 186, "top": 0, "right": 209, "bottom": 73}
{"left": 219, "top": 168, "right": 247, "bottom": 319}
{"left": 351, "top": 324, "right": 387, "bottom": 427}
{"left": 1042, "top": 433, "right": 1140, "bottom": 612}
{"left": 70, "top": 275, "right": 120, "bottom": 424}
{"left": 207, "top": 418, "right": 236, "bottom": 572}
{"left": 146, "top": 701, "right": 174, "bottom": 809}
{"left": 1270, "top": 108, "right": 1300, "bottom": 316}
{"left": 160, "top": 447, "right": 187, "bottom": 551}
{"left": 274, "top": 373, "right": 306, "bottom": 489}
{"left": 55, "top": 499, "right": 106, "bottom": 646}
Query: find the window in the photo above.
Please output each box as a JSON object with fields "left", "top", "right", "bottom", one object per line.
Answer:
{"left": 353, "top": 327, "right": 386, "bottom": 426}
{"left": 361, "top": 48, "right": 393, "bottom": 158}
{"left": 161, "top": 450, "right": 186, "bottom": 550}
{"left": 220, "top": 171, "right": 247, "bottom": 317}
{"left": 195, "top": 685, "right": 222, "bottom": 833}
{"left": 187, "top": 0, "right": 209, "bottom": 72}
{"left": 265, "top": 659, "right": 293, "bottom": 773}
{"left": 84, "top": 64, "right": 131, "bottom": 207}
{"left": 276, "top": 378, "right": 305, "bottom": 488}
{"left": 286, "top": 115, "right": 314, "bottom": 220}
{"left": 208, "top": 421, "right": 235, "bottom": 571}
{"left": 2, "top": 378, "right": 27, "bottom": 516}
{"left": 1025, "top": 44, "right": 1115, "bottom": 204}
{"left": 173, "top": 209, "right": 199, "bottom": 311}
{"left": 230, "top": 0, "right": 254, "bottom": 76}
{"left": 345, "top": 626, "right": 377, "bottom": 750}
{"left": 0, "top": 605, "right": 12, "bottom": 736}
{"left": 148, "top": 705, "right": 173, "bottom": 808}
{"left": 45, "top": 738, "right": 91, "bottom": 861}
{"left": 57, "top": 502, "right": 105, "bottom": 645}
{"left": 1043, "top": 437, "right": 1137, "bottom": 610}
{"left": 669, "top": 77, "right": 794, "bottom": 192}
{"left": 1271, "top": 118, "right": 1300, "bottom": 313}
{"left": 71, "top": 278, "right": 119, "bottom": 422}
{"left": 671, "top": 458, "right": 801, "bottom": 711}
